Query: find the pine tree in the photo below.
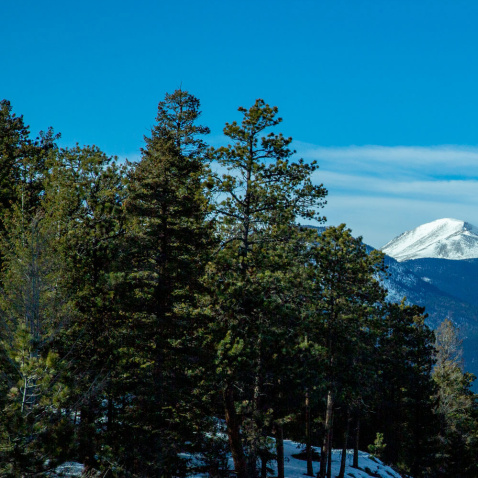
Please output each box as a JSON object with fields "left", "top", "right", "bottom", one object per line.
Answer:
{"left": 374, "top": 301, "right": 438, "bottom": 477}
{"left": 0, "top": 100, "right": 30, "bottom": 218}
{"left": 206, "top": 99, "right": 327, "bottom": 478}
{"left": 123, "top": 89, "right": 212, "bottom": 476}
{"left": 41, "top": 144, "right": 128, "bottom": 473}
{"left": 433, "top": 318, "right": 478, "bottom": 477}
{"left": 0, "top": 100, "right": 59, "bottom": 223}
{"left": 302, "top": 225, "right": 386, "bottom": 478}
{"left": 0, "top": 207, "right": 72, "bottom": 475}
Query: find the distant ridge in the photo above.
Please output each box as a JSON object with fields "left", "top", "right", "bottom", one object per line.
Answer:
{"left": 382, "top": 218, "right": 478, "bottom": 262}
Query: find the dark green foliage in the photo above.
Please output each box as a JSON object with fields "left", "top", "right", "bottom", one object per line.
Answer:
{"left": 0, "top": 208, "right": 72, "bottom": 475}
{"left": 373, "top": 301, "right": 438, "bottom": 477}
{"left": 41, "top": 145, "right": 128, "bottom": 473}
{"left": 122, "top": 89, "right": 213, "bottom": 476}
{"left": 304, "top": 225, "right": 386, "bottom": 478}
{"left": 0, "top": 94, "right": 473, "bottom": 478}
{"left": 0, "top": 99, "right": 59, "bottom": 221}
{"left": 432, "top": 319, "right": 478, "bottom": 477}
{"left": 1, "top": 143, "right": 131, "bottom": 470}
{"left": 0, "top": 99, "right": 31, "bottom": 216}
{"left": 205, "top": 99, "right": 327, "bottom": 478}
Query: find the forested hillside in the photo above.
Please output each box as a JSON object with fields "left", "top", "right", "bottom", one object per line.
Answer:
{"left": 0, "top": 92, "right": 477, "bottom": 477}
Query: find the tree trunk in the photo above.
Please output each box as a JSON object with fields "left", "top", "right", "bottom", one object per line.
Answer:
{"left": 338, "top": 410, "right": 351, "bottom": 478}
{"left": 224, "top": 386, "right": 247, "bottom": 478}
{"left": 318, "top": 390, "right": 334, "bottom": 478}
{"left": 327, "top": 422, "right": 333, "bottom": 478}
{"left": 306, "top": 389, "right": 314, "bottom": 476}
{"left": 78, "top": 402, "right": 96, "bottom": 471}
{"left": 261, "top": 455, "right": 268, "bottom": 478}
{"left": 353, "top": 416, "right": 360, "bottom": 469}
{"left": 245, "top": 367, "right": 264, "bottom": 478}
{"left": 275, "top": 422, "right": 285, "bottom": 478}
{"left": 107, "top": 396, "right": 114, "bottom": 433}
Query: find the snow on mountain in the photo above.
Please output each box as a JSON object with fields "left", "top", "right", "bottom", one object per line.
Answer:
{"left": 382, "top": 218, "right": 478, "bottom": 262}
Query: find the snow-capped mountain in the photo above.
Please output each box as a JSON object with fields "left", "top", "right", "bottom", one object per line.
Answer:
{"left": 309, "top": 222, "right": 478, "bottom": 383}
{"left": 377, "top": 218, "right": 478, "bottom": 386}
{"left": 382, "top": 218, "right": 478, "bottom": 262}
{"left": 377, "top": 248, "right": 478, "bottom": 386}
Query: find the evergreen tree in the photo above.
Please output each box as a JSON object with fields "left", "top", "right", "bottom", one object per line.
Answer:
{"left": 0, "top": 99, "right": 30, "bottom": 217}
{"left": 124, "top": 89, "right": 212, "bottom": 476}
{"left": 374, "top": 301, "right": 438, "bottom": 477}
{"left": 41, "top": 145, "right": 128, "bottom": 474}
{"left": 206, "top": 99, "right": 327, "bottom": 478}
{"left": 303, "top": 225, "right": 386, "bottom": 478}
{"left": 0, "top": 99, "right": 59, "bottom": 222}
{"left": 0, "top": 207, "right": 72, "bottom": 475}
{"left": 433, "top": 318, "right": 478, "bottom": 477}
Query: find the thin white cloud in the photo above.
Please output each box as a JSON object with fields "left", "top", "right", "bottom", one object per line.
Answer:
{"left": 315, "top": 170, "right": 478, "bottom": 203}
{"left": 297, "top": 143, "right": 478, "bottom": 179}
{"left": 118, "top": 142, "right": 478, "bottom": 249}
{"left": 297, "top": 143, "right": 478, "bottom": 165}
{"left": 323, "top": 195, "right": 478, "bottom": 249}
{"left": 296, "top": 143, "right": 478, "bottom": 247}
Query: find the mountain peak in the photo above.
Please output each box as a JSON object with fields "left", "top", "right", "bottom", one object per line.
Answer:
{"left": 382, "top": 218, "right": 478, "bottom": 261}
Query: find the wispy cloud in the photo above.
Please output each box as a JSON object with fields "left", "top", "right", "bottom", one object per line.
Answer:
{"left": 297, "top": 143, "right": 478, "bottom": 180}
{"left": 323, "top": 195, "right": 478, "bottom": 249}
{"left": 298, "top": 143, "right": 478, "bottom": 163}
{"left": 314, "top": 171, "right": 478, "bottom": 203}
{"left": 117, "top": 142, "right": 478, "bottom": 248}
{"left": 295, "top": 143, "right": 478, "bottom": 248}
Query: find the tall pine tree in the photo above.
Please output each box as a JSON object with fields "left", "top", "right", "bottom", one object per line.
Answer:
{"left": 303, "top": 225, "right": 386, "bottom": 478}
{"left": 124, "top": 89, "right": 213, "bottom": 476}
{"left": 40, "top": 145, "right": 128, "bottom": 473}
{"left": 206, "top": 99, "right": 327, "bottom": 478}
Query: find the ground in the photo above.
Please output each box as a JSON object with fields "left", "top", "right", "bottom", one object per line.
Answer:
{"left": 51, "top": 440, "right": 406, "bottom": 477}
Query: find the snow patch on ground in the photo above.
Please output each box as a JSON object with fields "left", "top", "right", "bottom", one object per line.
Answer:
{"left": 189, "top": 439, "right": 405, "bottom": 478}
{"left": 49, "top": 462, "right": 85, "bottom": 477}
{"left": 51, "top": 441, "right": 406, "bottom": 478}
{"left": 274, "top": 441, "right": 403, "bottom": 478}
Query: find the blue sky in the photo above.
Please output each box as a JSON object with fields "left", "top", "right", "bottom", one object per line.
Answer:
{"left": 2, "top": 0, "right": 478, "bottom": 247}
